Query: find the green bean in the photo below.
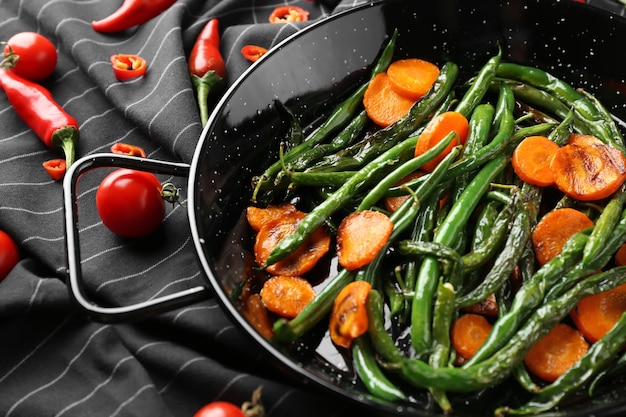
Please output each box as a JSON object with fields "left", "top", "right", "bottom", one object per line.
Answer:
{"left": 309, "top": 62, "right": 459, "bottom": 173}
{"left": 496, "top": 311, "right": 626, "bottom": 416}
{"left": 496, "top": 62, "right": 621, "bottom": 149}
{"left": 461, "top": 195, "right": 517, "bottom": 272}
{"left": 428, "top": 280, "right": 456, "bottom": 414}
{"left": 288, "top": 171, "right": 355, "bottom": 188}
{"left": 366, "top": 289, "right": 404, "bottom": 363}
{"left": 251, "top": 30, "right": 398, "bottom": 203}
{"left": 579, "top": 87, "right": 625, "bottom": 146}
{"left": 582, "top": 185, "right": 626, "bottom": 264}
{"left": 264, "top": 62, "right": 460, "bottom": 267}
{"left": 411, "top": 153, "right": 509, "bottom": 356}
{"left": 400, "top": 266, "right": 626, "bottom": 393}
{"left": 454, "top": 51, "right": 501, "bottom": 118}
{"left": 357, "top": 133, "right": 458, "bottom": 210}
{"left": 352, "top": 336, "right": 407, "bottom": 402}
{"left": 462, "top": 229, "right": 590, "bottom": 367}
{"left": 456, "top": 208, "right": 531, "bottom": 308}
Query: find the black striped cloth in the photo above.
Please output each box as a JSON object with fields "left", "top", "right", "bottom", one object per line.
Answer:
{"left": 0, "top": 1, "right": 368, "bottom": 416}
{"left": 1, "top": 1, "right": 624, "bottom": 416}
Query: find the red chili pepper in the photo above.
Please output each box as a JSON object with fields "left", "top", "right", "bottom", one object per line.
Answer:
{"left": 268, "top": 6, "right": 309, "bottom": 23}
{"left": 189, "top": 18, "right": 226, "bottom": 127}
{"left": 241, "top": 45, "right": 268, "bottom": 63}
{"left": 0, "top": 69, "right": 79, "bottom": 168}
{"left": 42, "top": 159, "right": 66, "bottom": 181}
{"left": 92, "top": 0, "right": 177, "bottom": 33}
{"left": 110, "top": 54, "right": 147, "bottom": 81}
{"left": 111, "top": 143, "right": 147, "bottom": 157}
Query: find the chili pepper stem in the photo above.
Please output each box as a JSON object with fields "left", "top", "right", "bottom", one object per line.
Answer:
{"left": 50, "top": 125, "right": 79, "bottom": 168}
{"left": 192, "top": 71, "right": 223, "bottom": 127}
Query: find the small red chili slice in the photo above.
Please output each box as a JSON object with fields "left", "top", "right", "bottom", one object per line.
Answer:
{"left": 241, "top": 45, "right": 268, "bottom": 63}
{"left": 268, "top": 6, "right": 309, "bottom": 23}
{"left": 43, "top": 158, "right": 67, "bottom": 180}
{"left": 110, "top": 54, "right": 147, "bottom": 81}
{"left": 111, "top": 143, "right": 147, "bottom": 157}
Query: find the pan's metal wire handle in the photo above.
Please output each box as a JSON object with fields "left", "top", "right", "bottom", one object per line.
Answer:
{"left": 63, "top": 153, "right": 210, "bottom": 323}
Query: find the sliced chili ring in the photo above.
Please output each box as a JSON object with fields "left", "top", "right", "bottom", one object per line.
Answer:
{"left": 110, "top": 54, "right": 147, "bottom": 81}
{"left": 111, "top": 143, "right": 147, "bottom": 157}
{"left": 43, "top": 158, "right": 67, "bottom": 181}
{"left": 241, "top": 45, "right": 268, "bottom": 62}
{"left": 268, "top": 6, "right": 309, "bottom": 23}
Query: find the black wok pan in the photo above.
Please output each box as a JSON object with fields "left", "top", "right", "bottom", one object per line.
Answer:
{"left": 64, "top": 0, "right": 626, "bottom": 415}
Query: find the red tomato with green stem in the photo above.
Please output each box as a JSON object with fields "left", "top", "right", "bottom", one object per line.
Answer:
{"left": 0, "top": 230, "right": 20, "bottom": 282}
{"left": 96, "top": 169, "right": 176, "bottom": 238}
{"left": 2, "top": 32, "right": 57, "bottom": 81}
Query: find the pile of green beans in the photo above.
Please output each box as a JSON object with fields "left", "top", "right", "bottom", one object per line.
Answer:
{"left": 249, "top": 36, "right": 626, "bottom": 416}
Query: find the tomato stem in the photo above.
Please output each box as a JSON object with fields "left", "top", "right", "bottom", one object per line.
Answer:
{"left": 161, "top": 182, "right": 182, "bottom": 206}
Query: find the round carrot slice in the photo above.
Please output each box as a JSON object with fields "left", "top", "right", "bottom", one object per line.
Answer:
{"left": 246, "top": 203, "right": 297, "bottom": 232}
{"left": 254, "top": 211, "right": 331, "bottom": 276}
{"left": 386, "top": 58, "right": 440, "bottom": 101}
{"left": 512, "top": 135, "right": 560, "bottom": 187}
{"left": 363, "top": 72, "right": 415, "bottom": 128}
{"left": 451, "top": 313, "right": 493, "bottom": 362}
{"left": 259, "top": 275, "right": 316, "bottom": 319}
{"left": 550, "top": 134, "right": 626, "bottom": 201}
{"left": 329, "top": 280, "right": 371, "bottom": 348}
{"left": 531, "top": 208, "right": 594, "bottom": 265}
{"left": 571, "top": 282, "right": 626, "bottom": 343}
{"left": 524, "top": 323, "right": 589, "bottom": 382}
{"left": 414, "top": 111, "right": 469, "bottom": 172}
{"left": 336, "top": 210, "right": 394, "bottom": 270}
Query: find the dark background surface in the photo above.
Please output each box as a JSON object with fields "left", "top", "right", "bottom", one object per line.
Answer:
{"left": 0, "top": 1, "right": 624, "bottom": 416}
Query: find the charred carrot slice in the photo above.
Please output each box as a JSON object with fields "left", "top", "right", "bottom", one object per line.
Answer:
{"left": 254, "top": 211, "right": 331, "bottom": 276}
{"left": 523, "top": 323, "right": 589, "bottom": 382}
{"left": 451, "top": 313, "right": 493, "bottom": 364}
{"left": 550, "top": 134, "right": 626, "bottom": 201}
{"left": 336, "top": 210, "right": 394, "bottom": 270}
{"left": 386, "top": 58, "right": 440, "bottom": 101}
{"left": 259, "top": 275, "right": 316, "bottom": 319}
{"left": 531, "top": 208, "right": 594, "bottom": 265}
{"left": 570, "top": 282, "right": 626, "bottom": 343}
{"left": 461, "top": 293, "right": 498, "bottom": 317}
{"left": 511, "top": 135, "right": 560, "bottom": 187}
{"left": 241, "top": 293, "right": 275, "bottom": 338}
{"left": 329, "top": 280, "right": 371, "bottom": 348}
{"left": 363, "top": 72, "right": 415, "bottom": 127}
{"left": 246, "top": 203, "right": 297, "bottom": 232}
{"left": 414, "top": 111, "right": 469, "bottom": 172}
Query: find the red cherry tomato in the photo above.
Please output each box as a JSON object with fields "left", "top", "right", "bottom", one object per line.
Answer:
{"left": 0, "top": 230, "right": 20, "bottom": 282}
{"left": 96, "top": 169, "right": 165, "bottom": 238}
{"left": 193, "top": 402, "right": 246, "bottom": 417}
{"left": 2, "top": 32, "right": 57, "bottom": 81}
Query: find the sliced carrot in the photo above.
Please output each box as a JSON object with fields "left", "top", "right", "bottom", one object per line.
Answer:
{"left": 329, "top": 280, "right": 371, "bottom": 348}
{"left": 523, "top": 323, "right": 589, "bottom": 382}
{"left": 246, "top": 203, "right": 297, "bottom": 232}
{"left": 461, "top": 293, "right": 498, "bottom": 317}
{"left": 616, "top": 243, "right": 626, "bottom": 266}
{"left": 531, "top": 208, "right": 594, "bottom": 266}
{"left": 414, "top": 111, "right": 469, "bottom": 172}
{"left": 363, "top": 72, "right": 415, "bottom": 128}
{"left": 254, "top": 211, "right": 331, "bottom": 276}
{"left": 570, "top": 282, "right": 626, "bottom": 343}
{"left": 241, "top": 293, "right": 275, "bottom": 339}
{"left": 383, "top": 171, "right": 426, "bottom": 213}
{"left": 451, "top": 313, "right": 493, "bottom": 363}
{"left": 259, "top": 275, "right": 316, "bottom": 319}
{"left": 550, "top": 134, "right": 626, "bottom": 201}
{"left": 511, "top": 135, "right": 560, "bottom": 187}
{"left": 336, "top": 210, "right": 394, "bottom": 270}
{"left": 386, "top": 58, "right": 440, "bottom": 101}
